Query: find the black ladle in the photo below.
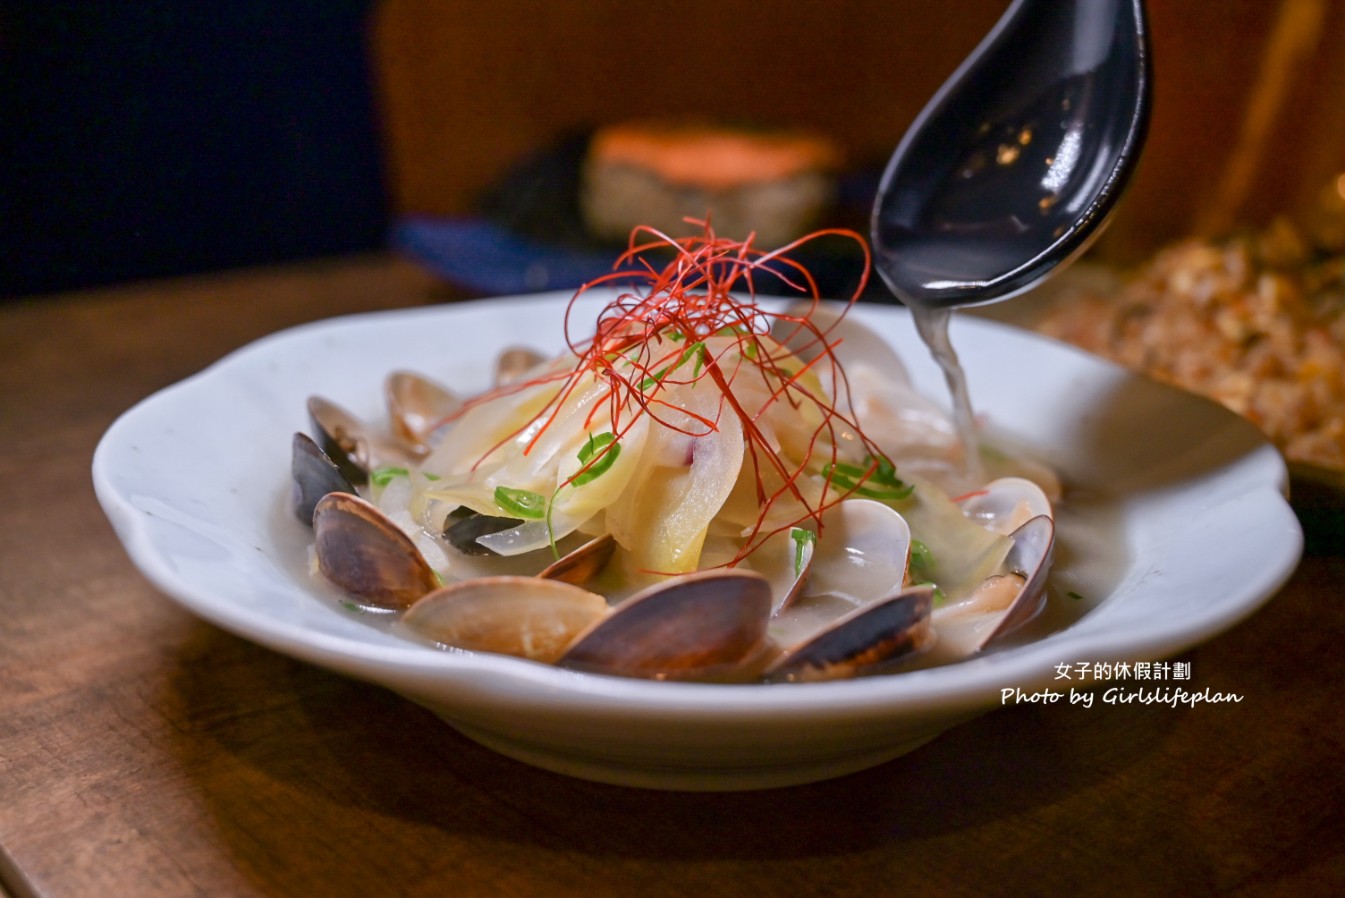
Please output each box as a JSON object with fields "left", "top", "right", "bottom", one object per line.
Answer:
{"left": 871, "top": 0, "right": 1151, "bottom": 310}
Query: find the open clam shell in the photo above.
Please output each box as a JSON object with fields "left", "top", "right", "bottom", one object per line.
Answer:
{"left": 495, "top": 346, "right": 547, "bottom": 386}
{"left": 931, "top": 514, "right": 1055, "bottom": 657}
{"left": 538, "top": 532, "right": 618, "bottom": 586}
{"left": 805, "top": 499, "right": 912, "bottom": 606}
{"left": 443, "top": 509, "right": 524, "bottom": 557}
{"left": 385, "top": 370, "right": 460, "bottom": 448}
{"left": 312, "top": 492, "right": 441, "bottom": 610}
{"left": 558, "top": 570, "right": 772, "bottom": 681}
{"left": 747, "top": 527, "right": 815, "bottom": 615}
{"left": 291, "top": 432, "right": 356, "bottom": 525}
{"left": 308, "top": 395, "right": 426, "bottom": 488}
{"left": 402, "top": 576, "right": 609, "bottom": 663}
{"left": 981, "top": 513, "right": 1055, "bottom": 644}
{"left": 959, "top": 476, "right": 1053, "bottom": 534}
{"left": 307, "top": 396, "right": 376, "bottom": 486}
{"left": 764, "top": 586, "right": 935, "bottom": 683}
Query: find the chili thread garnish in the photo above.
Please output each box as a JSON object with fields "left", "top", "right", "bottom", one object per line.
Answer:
{"left": 438, "top": 219, "right": 915, "bottom": 569}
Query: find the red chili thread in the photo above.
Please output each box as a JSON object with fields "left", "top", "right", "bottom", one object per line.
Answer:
{"left": 439, "top": 220, "right": 907, "bottom": 565}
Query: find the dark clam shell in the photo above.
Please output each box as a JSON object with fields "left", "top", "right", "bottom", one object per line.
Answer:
{"left": 764, "top": 586, "right": 934, "bottom": 683}
{"left": 307, "top": 396, "right": 372, "bottom": 487}
{"left": 444, "top": 510, "right": 524, "bottom": 556}
{"left": 538, "top": 533, "right": 617, "bottom": 585}
{"left": 979, "top": 514, "right": 1055, "bottom": 648}
{"left": 291, "top": 432, "right": 356, "bottom": 525}
{"left": 558, "top": 570, "right": 772, "bottom": 681}
{"left": 312, "top": 492, "right": 441, "bottom": 610}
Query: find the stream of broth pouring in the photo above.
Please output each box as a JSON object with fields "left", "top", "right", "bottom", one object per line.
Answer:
{"left": 907, "top": 305, "right": 985, "bottom": 486}
{"left": 898, "top": 302, "right": 1131, "bottom": 663}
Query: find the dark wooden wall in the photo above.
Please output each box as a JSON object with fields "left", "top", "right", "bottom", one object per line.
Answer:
{"left": 372, "top": 0, "right": 1345, "bottom": 263}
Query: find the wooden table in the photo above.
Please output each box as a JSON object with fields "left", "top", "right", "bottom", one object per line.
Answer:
{"left": 2, "top": 255, "right": 1342, "bottom": 897}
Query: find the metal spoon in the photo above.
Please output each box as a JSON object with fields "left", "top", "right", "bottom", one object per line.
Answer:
{"left": 871, "top": 0, "right": 1151, "bottom": 310}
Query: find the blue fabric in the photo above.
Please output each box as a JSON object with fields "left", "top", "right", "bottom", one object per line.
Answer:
{"left": 392, "top": 216, "right": 625, "bottom": 295}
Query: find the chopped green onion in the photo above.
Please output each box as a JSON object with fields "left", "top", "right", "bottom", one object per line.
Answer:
{"left": 1067, "top": 590, "right": 1085, "bottom": 601}
{"left": 854, "top": 483, "right": 915, "bottom": 500}
{"left": 823, "top": 461, "right": 868, "bottom": 481}
{"left": 640, "top": 341, "right": 707, "bottom": 390}
{"left": 370, "top": 465, "right": 410, "bottom": 487}
{"left": 789, "top": 527, "right": 816, "bottom": 576}
{"left": 909, "top": 539, "right": 933, "bottom": 576}
{"left": 866, "top": 455, "right": 906, "bottom": 490}
{"left": 493, "top": 486, "right": 547, "bottom": 519}
{"left": 822, "top": 456, "right": 914, "bottom": 501}
{"left": 573, "top": 432, "right": 620, "bottom": 486}
{"left": 639, "top": 368, "right": 670, "bottom": 390}
{"left": 577, "top": 431, "right": 615, "bottom": 462}
{"left": 688, "top": 340, "right": 710, "bottom": 376}
{"left": 912, "top": 580, "right": 947, "bottom": 605}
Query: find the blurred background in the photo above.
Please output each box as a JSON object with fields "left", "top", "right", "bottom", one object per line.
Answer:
{"left": 2, "top": 0, "right": 385, "bottom": 299}
{"left": 5, "top": 0, "right": 1345, "bottom": 299}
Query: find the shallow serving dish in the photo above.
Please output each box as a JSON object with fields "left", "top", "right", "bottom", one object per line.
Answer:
{"left": 92, "top": 290, "right": 1303, "bottom": 791}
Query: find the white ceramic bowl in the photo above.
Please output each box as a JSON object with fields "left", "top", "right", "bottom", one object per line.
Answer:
{"left": 93, "top": 292, "right": 1303, "bottom": 790}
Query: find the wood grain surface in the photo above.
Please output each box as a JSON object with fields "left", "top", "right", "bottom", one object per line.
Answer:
{"left": 1, "top": 255, "right": 1342, "bottom": 897}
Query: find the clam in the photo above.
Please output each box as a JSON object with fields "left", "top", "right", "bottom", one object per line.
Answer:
{"left": 291, "top": 432, "right": 356, "bottom": 525}
{"left": 308, "top": 395, "right": 425, "bottom": 488}
{"left": 959, "top": 476, "right": 1053, "bottom": 534}
{"left": 764, "top": 586, "right": 935, "bottom": 683}
{"left": 402, "top": 576, "right": 609, "bottom": 663}
{"left": 443, "top": 509, "right": 524, "bottom": 556}
{"left": 558, "top": 570, "right": 772, "bottom": 681}
{"left": 931, "top": 514, "right": 1055, "bottom": 657}
{"left": 742, "top": 526, "right": 816, "bottom": 615}
{"left": 805, "top": 499, "right": 912, "bottom": 606}
{"left": 763, "top": 499, "right": 912, "bottom": 650}
{"left": 312, "top": 492, "right": 441, "bottom": 609}
{"left": 495, "top": 346, "right": 547, "bottom": 386}
{"left": 538, "top": 532, "right": 618, "bottom": 586}
{"left": 385, "top": 370, "right": 460, "bottom": 448}
{"left": 981, "top": 513, "right": 1055, "bottom": 643}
